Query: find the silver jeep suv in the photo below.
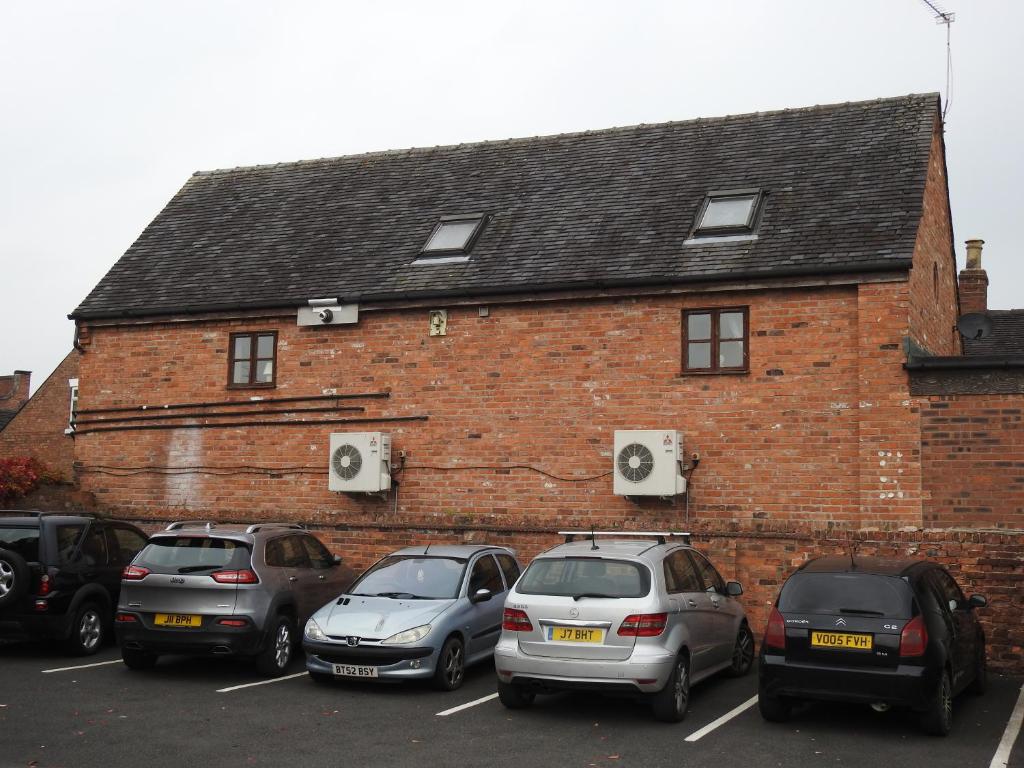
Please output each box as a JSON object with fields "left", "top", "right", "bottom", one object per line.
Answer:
{"left": 115, "top": 521, "right": 355, "bottom": 676}
{"left": 494, "top": 532, "right": 753, "bottom": 722}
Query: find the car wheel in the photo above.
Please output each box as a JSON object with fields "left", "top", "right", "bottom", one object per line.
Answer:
{"left": 727, "top": 623, "right": 755, "bottom": 677}
{"left": 758, "top": 691, "right": 793, "bottom": 722}
{"left": 0, "top": 548, "right": 30, "bottom": 609}
{"left": 497, "top": 680, "right": 535, "bottom": 709}
{"left": 255, "top": 615, "right": 294, "bottom": 677}
{"left": 432, "top": 636, "right": 465, "bottom": 691}
{"left": 66, "top": 602, "right": 105, "bottom": 656}
{"left": 969, "top": 647, "right": 987, "bottom": 696}
{"left": 651, "top": 654, "right": 690, "bottom": 723}
{"left": 121, "top": 648, "right": 158, "bottom": 670}
{"left": 920, "top": 669, "right": 953, "bottom": 736}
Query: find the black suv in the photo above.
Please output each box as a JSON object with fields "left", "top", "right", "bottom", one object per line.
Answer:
{"left": 759, "top": 556, "right": 987, "bottom": 736}
{"left": 0, "top": 512, "right": 149, "bottom": 655}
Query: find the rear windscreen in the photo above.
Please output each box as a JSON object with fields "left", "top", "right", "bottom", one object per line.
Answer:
{"left": 517, "top": 557, "right": 651, "bottom": 598}
{"left": 778, "top": 573, "right": 912, "bottom": 617}
{"left": 135, "top": 537, "right": 251, "bottom": 574}
{"left": 0, "top": 526, "right": 40, "bottom": 562}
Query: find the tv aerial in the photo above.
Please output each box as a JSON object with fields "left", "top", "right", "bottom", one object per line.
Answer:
{"left": 919, "top": 0, "right": 956, "bottom": 121}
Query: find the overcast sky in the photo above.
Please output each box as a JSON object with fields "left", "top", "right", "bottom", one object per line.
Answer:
{"left": 1, "top": 1, "right": 1021, "bottom": 392}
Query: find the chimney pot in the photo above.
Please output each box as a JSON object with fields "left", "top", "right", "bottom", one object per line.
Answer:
{"left": 965, "top": 238, "right": 985, "bottom": 269}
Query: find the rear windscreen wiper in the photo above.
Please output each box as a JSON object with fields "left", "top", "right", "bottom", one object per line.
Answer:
{"left": 837, "top": 608, "right": 886, "bottom": 616}
{"left": 572, "top": 593, "right": 619, "bottom": 602}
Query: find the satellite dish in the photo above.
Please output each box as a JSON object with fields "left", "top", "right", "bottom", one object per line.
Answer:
{"left": 956, "top": 313, "right": 993, "bottom": 341}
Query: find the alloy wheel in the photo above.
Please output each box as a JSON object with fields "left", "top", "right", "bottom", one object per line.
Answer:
{"left": 443, "top": 642, "right": 464, "bottom": 688}
{"left": 734, "top": 627, "right": 754, "bottom": 672}
{"left": 674, "top": 660, "right": 689, "bottom": 715}
{"left": 274, "top": 623, "right": 292, "bottom": 669}
{"left": 79, "top": 609, "right": 102, "bottom": 651}
{"left": 0, "top": 560, "right": 12, "bottom": 597}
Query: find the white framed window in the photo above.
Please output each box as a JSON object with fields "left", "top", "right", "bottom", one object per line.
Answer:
{"left": 66, "top": 378, "right": 79, "bottom": 434}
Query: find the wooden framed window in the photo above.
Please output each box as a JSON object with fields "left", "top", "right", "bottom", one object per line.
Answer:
{"left": 228, "top": 331, "right": 277, "bottom": 388}
{"left": 682, "top": 307, "right": 748, "bottom": 373}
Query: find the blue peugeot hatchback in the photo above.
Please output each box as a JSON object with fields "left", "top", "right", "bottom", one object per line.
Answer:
{"left": 303, "top": 545, "right": 521, "bottom": 690}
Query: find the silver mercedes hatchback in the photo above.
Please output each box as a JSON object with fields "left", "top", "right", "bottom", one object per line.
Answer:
{"left": 494, "top": 532, "right": 753, "bottom": 722}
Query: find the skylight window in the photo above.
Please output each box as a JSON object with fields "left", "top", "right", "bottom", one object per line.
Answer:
{"left": 693, "top": 190, "right": 763, "bottom": 237}
{"left": 419, "top": 214, "right": 486, "bottom": 258}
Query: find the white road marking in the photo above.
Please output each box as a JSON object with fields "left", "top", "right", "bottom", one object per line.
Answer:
{"left": 435, "top": 692, "right": 499, "bottom": 716}
{"left": 216, "top": 671, "right": 309, "bottom": 693}
{"left": 990, "top": 683, "right": 1024, "bottom": 768}
{"left": 684, "top": 694, "right": 759, "bottom": 742}
{"left": 41, "top": 659, "right": 123, "bottom": 674}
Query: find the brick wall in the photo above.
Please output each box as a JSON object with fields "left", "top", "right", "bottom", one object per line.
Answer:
{"left": 920, "top": 395, "right": 1024, "bottom": 528}
{"left": 75, "top": 280, "right": 926, "bottom": 530}
{"left": 0, "top": 352, "right": 78, "bottom": 481}
{"left": 908, "top": 116, "right": 960, "bottom": 357}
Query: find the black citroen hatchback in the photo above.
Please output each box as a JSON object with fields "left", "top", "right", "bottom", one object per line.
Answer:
{"left": 758, "top": 556, "right": 987, "bottom": 736}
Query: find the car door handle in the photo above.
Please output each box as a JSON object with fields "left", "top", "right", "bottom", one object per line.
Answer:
{"left": 711, "top": 600, "right": 721, "bottom": 609}
{"left": 289, "top": 576, "right": 298, "bottom": 582}
{"left": 318, "top": 575, "right": 326, "bottom": 581}
{"left": 687, "top": 599, "right": 697, "bottom": 607}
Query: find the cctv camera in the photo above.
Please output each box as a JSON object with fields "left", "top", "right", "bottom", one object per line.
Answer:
{"left": 317, "top": 308, "right": 334, "bottom": 323}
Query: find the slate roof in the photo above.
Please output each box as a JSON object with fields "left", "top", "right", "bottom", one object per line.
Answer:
{"left": 0, "top": 411, "right": 18, "bottom": 432}
{"left": 72, "top": 93, "right": 940, "bottom": 320}
{"left": 963, "top": 310, "right": 1024, "bottom": 356}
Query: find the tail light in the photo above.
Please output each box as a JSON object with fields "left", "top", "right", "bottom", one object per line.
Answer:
{"left": 115, "top": 613, "right": 138, "bottom": 623}
{"left": 899, "top": 615, "right": 928, "bottom": 657}
{"left": 764, "top": 607, "right": 786, "bottom": 650}
{"left": 618, "top": 613, "right": 668, "bottom": 637}
{"left": 37, "top": 574, "right": 51, "bottom": 596}
{"left": 122, "top": 565, "right": 150, "bottom": 581}
{"left": 502, "top": 608, "right": 533, "bottom": 632}
{"left": 210, "top": 569, "right": 259, "bottom": 584}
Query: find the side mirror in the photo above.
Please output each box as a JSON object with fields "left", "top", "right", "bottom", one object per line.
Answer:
{"left": 968, "top": 594, "right": 988, "bottom": 609}
{"left": 470, "top": 588, "right": 493, "bottom": 604}
{"left": 331, "top": 555, "right": 343, "bottom": 567}
{"left": 726, "top": 581, "right": 743, "bottom": 597}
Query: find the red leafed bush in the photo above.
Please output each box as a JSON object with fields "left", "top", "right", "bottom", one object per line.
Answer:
{"left": 0, "top": 457, "right": 57, "bottom": 504}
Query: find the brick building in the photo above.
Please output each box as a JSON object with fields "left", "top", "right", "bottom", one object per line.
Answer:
{"left": 64, "top": 93, "right": 1024, "bottom": 669}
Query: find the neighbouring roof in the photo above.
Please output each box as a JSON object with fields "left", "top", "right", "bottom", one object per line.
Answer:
{"left": 72, "top": 93, "right": 940, "bottom": 320}
{"left": 0, "top": 411, "right": 18, "bottom": 431}
{"left": 963, "top": 310, "right": 1024, "bottom": 357}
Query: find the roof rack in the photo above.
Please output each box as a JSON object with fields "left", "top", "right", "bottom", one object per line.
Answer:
{"left": 558, "top": 530, "right": 692, "bottom": 546}
{"left": 165, "top": 520, "right": 218, "bottom": 531}
{"left": 244, "top": 523, "right": 305, "bottom": 534}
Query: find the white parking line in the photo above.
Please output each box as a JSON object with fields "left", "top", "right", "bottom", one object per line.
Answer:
{"left": 217, "top": 671, "right": 309, "bottom": 693}
{"left": 41, "top": 659, "right": 123, "bottom": 674}
{"left": 436, "top": 692, "right": 499, "bottom": 716}
{"left": 990, "top": 683, "right": 1024, "bottom": 768}
{"left": 684, "top": 694, "right": 759, "bottom": 742}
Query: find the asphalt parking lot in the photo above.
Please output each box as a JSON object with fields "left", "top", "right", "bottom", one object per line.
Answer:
{"left": 1, "top": 643, "right": 1022, "bottom": 768}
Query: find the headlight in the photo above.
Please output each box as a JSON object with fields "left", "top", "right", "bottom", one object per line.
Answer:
{"left": 304, "top": 618, "right": 327, "bottom": 641}
{"left": 381, "top": 624, "right": 431, "bottom": 645}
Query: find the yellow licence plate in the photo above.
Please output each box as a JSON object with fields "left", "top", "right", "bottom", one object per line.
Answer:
{"left": 549, "top": 626, "right": 605, "bottom": 643}
{"left": 154, "top": 613, "right": 202, "bottom": 628}
{"left": 810, "top": 631, "right": 872, "bottom": 650}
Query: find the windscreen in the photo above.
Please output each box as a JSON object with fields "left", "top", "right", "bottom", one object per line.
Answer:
{"left": 351, "top": 556, "right": 467, "bottom": 600}
{"left": 135, "top": 537, "right": 251, "bottom": 574}
{"left": 517, "top": 557, "right": 652, "bottom": 598}
{"left": 0, "top": 526, "right": 40, "bottom": 562}
{"left": 778, "top": 573, "right": 912, "bottom": 618}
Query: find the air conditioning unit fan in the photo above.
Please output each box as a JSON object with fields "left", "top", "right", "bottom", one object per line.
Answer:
{"left": 613, "top": 430, "right": 686, "bottom": 497}
{"left": 328, "top": 432, "right": 391, "bottom": 492}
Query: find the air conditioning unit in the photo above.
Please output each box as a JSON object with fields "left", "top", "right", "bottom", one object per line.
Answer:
{"left": 613, "top": 430, "right": 687, "bottom": 497}
{"left": 328, "top": 432, "right": 391, "bottom": 492}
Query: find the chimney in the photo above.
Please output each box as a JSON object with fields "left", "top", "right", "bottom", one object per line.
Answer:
{"left": 0, "top": 370, "right": 31, "bottom": 410}
{"left": 958, "top": 238, "right": 988, "bottom": 315}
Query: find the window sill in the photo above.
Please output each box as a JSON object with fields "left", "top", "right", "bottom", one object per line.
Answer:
{"left": 227, "top": 383, "right": 277, "bottom": 390}
{"left": 676, "top": 369, "right": 749, "bottom": 377}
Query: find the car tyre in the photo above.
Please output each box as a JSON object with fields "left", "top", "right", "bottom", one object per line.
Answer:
{"left": 122, "top": 648, "right": 158, "bottom": 670}
{"left": 0, "top": 548, "right": 30, "bottom": 609}
{"left": 920, "top": 669, "right": 953, "bottom": 736}
{"left": 65, "top": 602, "right": 105, "bottom": 656}
{"left": 497, "top": 680, "right": 535, "bottom": 709}
{"left": 758, "top": 692, "right": 793, "bottom": 722}
{"left": 255, "top": 615, "right": 295, "bottom": 677}
{"left": 651, "top": 654, "right": 690, "bottom": 723}
{"left": 969, "top": 645, "right": 987, "bottom": 696}
{"left": 432, "top": 635, "right": 465, "bottom": 691}
{"left": 727, "top": 623, "right": 755, "bottom": 677}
